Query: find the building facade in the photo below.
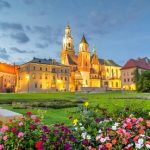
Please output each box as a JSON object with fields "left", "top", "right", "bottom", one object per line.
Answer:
{"left": 0, "top": 62, "right": 18, "bottom": 92}
{"left": 121, "top": 57, "right": 150, "bottom": 90}
{"left": 61, "top": 25, "right": 121, "bottom": 91}
{"left": 16, "top": 58, "right": 70, "bottom": 92}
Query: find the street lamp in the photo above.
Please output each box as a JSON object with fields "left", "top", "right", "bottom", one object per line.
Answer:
{"left": 26, "top": 74, "right": 30, "bottom": 93}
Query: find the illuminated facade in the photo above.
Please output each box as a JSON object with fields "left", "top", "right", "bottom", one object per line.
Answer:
{"left": 61, "top": 25, "right": 121, "bottom": 91}
{"left": 16, "top": 58, "right": 70, "bottom": 92}
{"left": 121, "top": 57, "right": 150, "bottom": 90}
{"left": 0, "top": 62, "right": 18, "bottom": 92}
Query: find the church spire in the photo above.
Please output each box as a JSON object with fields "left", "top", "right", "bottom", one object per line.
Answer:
{"left": 80, "top": 34, "right": 88, "bottom": 44}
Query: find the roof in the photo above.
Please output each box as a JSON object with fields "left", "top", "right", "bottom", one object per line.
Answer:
{"left": 98, "top": 59, "right": 121, "bottom": 67}
{"left": 0, "top": 62, "right": 18, "bottom": 74}
{"left": 80, "top": 35, "right": 88, "bottom": 44}
{"left": 67, "top": 55, "right": 77, "bottom": 65}
{"left": 24, "top": 58, "right": 68, "bottom": 67}
{"left": 121, "top": 59, "right": 150, "bottom": 70}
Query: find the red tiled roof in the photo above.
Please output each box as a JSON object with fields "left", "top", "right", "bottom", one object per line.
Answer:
{"left": 0, "top": 63, "right": 18, "bottom": 74}
{"left": 121, "top": 59, "right": 150, "bottom": 70}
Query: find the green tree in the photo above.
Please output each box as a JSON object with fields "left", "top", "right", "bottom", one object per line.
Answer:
{"left": 133, "top": 68, "right": 140, "bottom": 88}
{"left": 137, "top": 70, "right": 150, "bottom": 92}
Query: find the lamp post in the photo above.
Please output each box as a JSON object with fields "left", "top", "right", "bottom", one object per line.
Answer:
{"left": 26, "top": 74, "right": 30, "bottom": 93}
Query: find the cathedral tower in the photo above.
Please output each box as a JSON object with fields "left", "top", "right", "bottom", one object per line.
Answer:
{"left": 61, "top": 25, "right": 75, "bottom": 64}
{"left": 78, "top": 35, "right": 90, "bottom": 72}
{"left": 78, "top": 35, "right": 90, "bottom": 87}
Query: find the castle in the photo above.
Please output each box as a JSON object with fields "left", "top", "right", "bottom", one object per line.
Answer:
{"left": 60, "top": 25, "right": 121, "bottom": 91}
{"left": 0, "top": 25, "right": 122, "bottom": 93}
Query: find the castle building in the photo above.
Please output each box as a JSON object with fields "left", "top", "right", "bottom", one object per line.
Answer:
{"left": 61, "top": 25, "right": 121, "bottom": 91}
{"left": 121, "top": 57, "right": 150, "bottom": 90}
{"left": 0, "top": 62, "right": 18, "bottom": 92}
{"left": 16, "top": 58, "right": 70, "bottom": 92}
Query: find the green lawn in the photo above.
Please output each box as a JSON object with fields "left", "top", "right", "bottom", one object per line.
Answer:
{"left": 0, "top": 91, "right": 150, "bottom": 125}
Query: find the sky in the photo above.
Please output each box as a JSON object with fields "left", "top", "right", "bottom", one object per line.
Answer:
{"left": 0, "top": 0, "right": 150, "bottom": 66}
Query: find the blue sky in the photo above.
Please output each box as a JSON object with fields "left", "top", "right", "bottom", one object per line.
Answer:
{"left": 0, "top": 0, "right": 150, "bottom": 65}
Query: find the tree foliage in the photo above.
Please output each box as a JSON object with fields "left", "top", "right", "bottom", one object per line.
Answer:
{"left": 137, "top": 70, "right": 150, "bottom": 92}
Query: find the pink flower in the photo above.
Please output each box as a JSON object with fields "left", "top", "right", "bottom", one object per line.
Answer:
{"left": 146, "top": 121, "right": 150, "bottom": 127}
{"left": 19, "top": 122, "right": 23, "bottom": 126}
{"left": 31, "top": 115, "right": 37, "bottom": 120}
{"left": 3, "top": 135, "right": 8, "bottom": 141}
{"left": 138, "top": 117, "right": 144, "bottom": 122}
{"left": 18, "top": 132, "right": 24, "bottom": 138}
{"left": 1, "top": 126, "right": 8, "bottom": 133}
{"left": 0, "top": 144, "right": 4, "bottom": 150}
{"left": 96, "top": 134, "right": 103, "bottom": 141}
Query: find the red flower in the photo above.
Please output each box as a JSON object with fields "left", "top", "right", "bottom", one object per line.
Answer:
{"left": 30, "top": 124, "right": 36, "bottom": 130}
{"left": 35, "top": 141, "right": 44, "bottom": 150}
{"left": 126, "top": 122, "right": 132, "bottom": 129}
{"left": 26, "top": 112, "right": 32, "bottom": 116}
{"left": 11, "top": 127, "right": 17, "bottom": 133}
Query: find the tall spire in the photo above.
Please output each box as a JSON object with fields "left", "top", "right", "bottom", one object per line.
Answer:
{"left": 80, "top": 34, "right": 88, "bottom": 44}
{"left": 92, "top": 45, "right": 96, "bottom": 54}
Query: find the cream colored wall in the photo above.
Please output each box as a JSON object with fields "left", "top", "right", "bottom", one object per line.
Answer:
{"left": 121, "top": 67, "right": 147, "bottom": 90}
{"left": 16, "top": 63, "right": 70, "bottom": 92}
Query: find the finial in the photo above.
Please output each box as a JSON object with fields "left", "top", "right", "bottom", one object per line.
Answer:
{"left": 92, "top": 45, "right": 96, "bottom": 54}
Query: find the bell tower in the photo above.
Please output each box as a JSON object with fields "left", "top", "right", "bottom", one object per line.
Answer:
{"left": 78, "top": 35, "right": 90, "bottom": 72}
{"left": 78, "top": 35, "right": 90, "bottom": 87}
{"left": 61, "top": 25, "right": 75, "bottom": 64}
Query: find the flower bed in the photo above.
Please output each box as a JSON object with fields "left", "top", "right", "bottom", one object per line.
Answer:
{"left": 0, "top": 103, "right": 150, "bottom": 150}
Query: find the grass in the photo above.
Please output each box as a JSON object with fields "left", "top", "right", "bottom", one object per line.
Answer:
{"left": 0, "top": 91, "right": 150, "bottom": 125}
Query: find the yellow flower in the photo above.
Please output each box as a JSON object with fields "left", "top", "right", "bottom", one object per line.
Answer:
{"left": 84, "top": 102, "right": 89, "bottom": 107}
{"left": 73, "top": 119, "right": 78, "bottom": 125}
{"left": 149, "top": 112, "right": 150, "bottom": 116}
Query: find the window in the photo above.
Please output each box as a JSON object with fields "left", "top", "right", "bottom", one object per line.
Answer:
{"left": 32, "top": 74, "right": 36, "bottom": 79}
{"left": 33, "top": 66, "right": 36, "bottom": 70}
{"left": 35, "top": 83, "right": 37, "bottom": 88}
{"left": 40, "top": 84, "right": 42, "bottom": 89}
{"left": 128, "top": 78, "right": 130, "bottom": 82}
{"left": 40, "top": 74, "right": 42, "bottom": 79}
{"left": 65, "top": 77, "right": 67, "bottom": 81}
{"left": 61, "top": 77, "right": 63, "bottom": 80}
{"left": 112, "top": 82, "right": 114, "bottom": 87}
{"left": 116, "top": 82, "right": 118, "bottom": 88}
{"left": 40, "top": 67, "right": 42, "bottom": 71}
{"left": 52, "top": 68, "right": 56, "bottom": 73}
{"left": 45, "top": 75, "right": 48, "bottom": 80}
{"left": 124, "top": 79, "right": 126, "bottom": 82}
{"left": 45, "top": 68, "right": 47, "bottom": 71}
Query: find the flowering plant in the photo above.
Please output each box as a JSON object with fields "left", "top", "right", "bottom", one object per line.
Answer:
{"left": 0, "top": 103, "right": 150, "bottom": 150}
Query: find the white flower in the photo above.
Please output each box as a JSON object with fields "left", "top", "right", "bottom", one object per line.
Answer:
{"left": 100, "top": 138, "right": 106, "bottom": 143}
{"left": 98, "top": 129, "right": 102, "bottom": 133}
{"left": 112, "top": 125, "right": 117, "bottom": 130}
{"left": 146, "top": 144, "right": 150, "bottom": 149}
{"left": 138, "top": 138, "right": 144, "bottom": 145}
{"left": 74, "top": 127, "right": 78, "bottom": 131}
{"left": 140, "top": 134, "right": 145, "bottom": 137}
{"left": 114, "top": 122, "right": 119, "bottom": 126}
{"left": 87, "top": 135, "right": 91, "bottom": 140}
{"left": 80, "top": 127, "right": 85, "bottom": 131}
{"left": 81, "top": 132, "right": 87, "bottom": 139}
{"left": 79, "top": 123, "right": 82, "bottom": 126}
{"left": 135, "top": 143, "right": 143, "bottom": 149}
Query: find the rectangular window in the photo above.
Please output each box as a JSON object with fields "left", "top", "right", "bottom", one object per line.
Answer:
{"left": 40, "top": 84, "right": 42, "bottom": 88}
{"left": 35, "top": 83, "right": 37, "bottom": 88}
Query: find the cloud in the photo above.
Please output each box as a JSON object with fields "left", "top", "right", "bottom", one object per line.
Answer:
{"left": 0, "top": 47, "right": 10, "bottom": 60}
{"left": 0, "top": 21, "right": 23, "bottom": 31}
{"left": 26, "top": 25, "right": 63, "bottom": 47}
{"left": 0, "top": 0, "right": 11, "bottom": 10}
{"left": 10, "top": 47, "right": 35, "bottom": 53}
{"left": 35, "top": 43, "right": 49, "bottom": 49}
{"left": 10, "top": 32, "right": 30, "bottom": 44}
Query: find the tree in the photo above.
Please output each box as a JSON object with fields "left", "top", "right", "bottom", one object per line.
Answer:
{"left": 133, "top": 68, "right": 140, "bottom": 88}
{"left": 137, "top": 70, "right": 150, "bottom": 92}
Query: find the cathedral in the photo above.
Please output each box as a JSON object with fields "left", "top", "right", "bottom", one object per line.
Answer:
{"left": 61, "top": 25, "right": 121, "bottom": 91}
